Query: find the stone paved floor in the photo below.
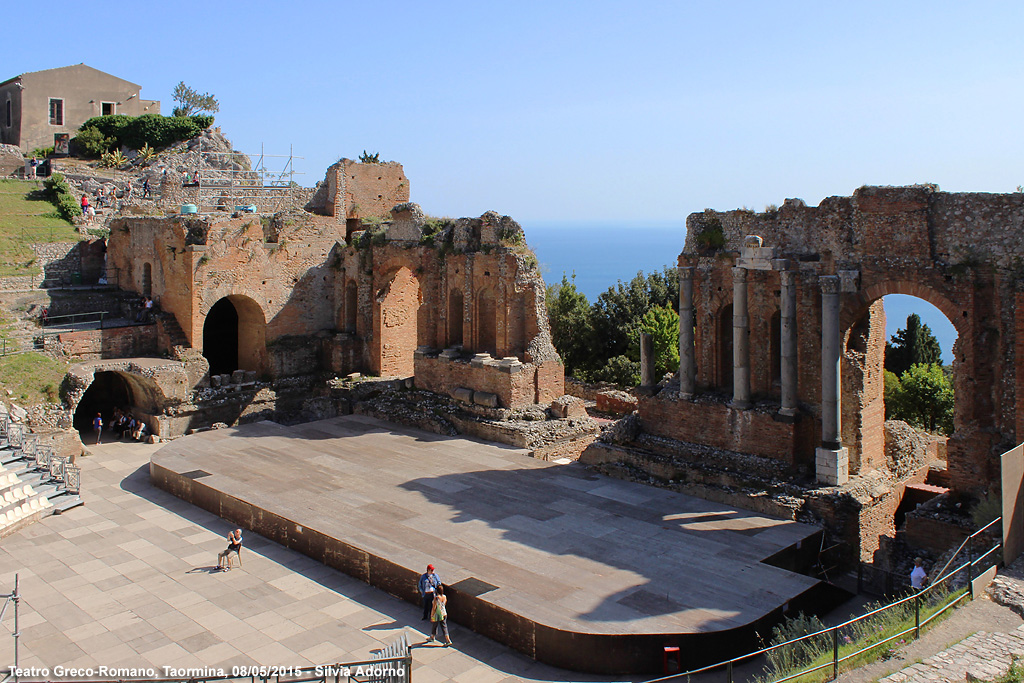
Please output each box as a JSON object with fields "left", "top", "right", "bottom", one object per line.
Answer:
{"left": 0, "top": 440, "right": 639, "bottom": 683}
{"left": 879, "top": 625, "right": 1024, "bottom": 683}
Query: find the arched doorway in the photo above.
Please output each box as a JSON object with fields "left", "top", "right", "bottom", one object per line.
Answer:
{"left": 448, "top": 289, "right": 464, "bottom": 347}
{"left": 202, "top": 295, "right": 267, "bottom": 376}
{"left": 73, "top": 371, "right": 133, "bottom": 437}
{"left": 476, "top": 287, "right": 496, "bottom": 355}
{"left": 376, "top": 267, "right": 421, "bottom": 377}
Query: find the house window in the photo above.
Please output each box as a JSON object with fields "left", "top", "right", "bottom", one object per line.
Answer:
{"left": 48, "top": 99, "right": 63, "bottom": 126}
{"left": 101, "top": 102, "right": 115, "bottom": 116}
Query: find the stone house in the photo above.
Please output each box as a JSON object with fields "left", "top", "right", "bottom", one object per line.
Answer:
{"left": 0, "top": 64, "right": 160, "bottom": 153}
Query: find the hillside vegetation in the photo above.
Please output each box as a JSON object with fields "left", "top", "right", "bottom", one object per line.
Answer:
{"left": 0, "top": 179, "right": 78, "bottom": 277}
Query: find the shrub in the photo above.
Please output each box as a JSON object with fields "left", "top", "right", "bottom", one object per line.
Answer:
{"left": 72, "top": 127, "right": 115, "bottom": 158}
{"left": 78, "top": 114, "right": 214, "bottom": 152}
{"left": 43, "top": 173, "right": 82, "bottom": 221}
{"left": 29, "top": 146, "right": 54, "bottom": 159}
{"left": 99, "top": 150, "right": 128, "bottom": 168}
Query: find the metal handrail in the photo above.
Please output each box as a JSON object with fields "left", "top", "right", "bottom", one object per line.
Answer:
{"left": 641, "top": 517, "right": 1003, "bottom": 683}
{"left": 40, "top": 311, "right": 107, "bottom": 330}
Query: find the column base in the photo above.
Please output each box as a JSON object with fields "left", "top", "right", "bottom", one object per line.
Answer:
{"left": 815, "top": 446, "right": 849, "bottom": 486}
{"left": 729, "top": 400, "right": 751, "bottom": 411}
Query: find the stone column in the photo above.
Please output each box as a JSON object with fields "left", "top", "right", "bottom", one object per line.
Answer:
{"left": 678, "top": 267, "right": 695, "bottom": 398}
{"left": 779, "top": 269, "right": 798, "bottom": 417}
{"left": 732, "top": 266, "right": 750, "bottom": 409}
{"left": 640, "top": 333, "right": 655, "bottom": 387}
{"left": 816, "top": 275, "right": 848, "bottom": 485}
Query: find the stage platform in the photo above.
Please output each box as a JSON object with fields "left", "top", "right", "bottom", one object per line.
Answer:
{"left": 151, "top": 415, "right": 832, "bottom": 674}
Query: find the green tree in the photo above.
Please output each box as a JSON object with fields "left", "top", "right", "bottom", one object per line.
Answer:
{"left": 172, "top": 82, "right": 220, "bottom": 117}
{"left": 630, "top": 305, "right": 680, "bottom": 378}
{"left": 590, "top": 267, "right": 678, "bottom": 368}
{"left": 545, "top": 274, "right": 594, "bottom": 377}
{"left": 885, "top": 313, "right": 942, "bottom": 376}
{"left": 884, "top": 364, "right": 954, "bottom": 434}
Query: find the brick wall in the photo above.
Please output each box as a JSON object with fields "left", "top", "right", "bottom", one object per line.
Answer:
{"left": 415, "top": 353, "right": 539, "bottom": 409}
{"left": 57, "top": 324, "right": 157, "bottom": 359}
{"left": 638, "top": 392, "right": 812, "bottom": 464}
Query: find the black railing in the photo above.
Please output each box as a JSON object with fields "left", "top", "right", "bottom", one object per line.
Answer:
{"left": 642, "top": 517, "right": 1003, "bottom": 683}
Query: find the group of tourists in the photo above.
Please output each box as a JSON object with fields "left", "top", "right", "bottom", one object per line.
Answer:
{"left": 99, "top": 405, "right": 150, "bottom": 444}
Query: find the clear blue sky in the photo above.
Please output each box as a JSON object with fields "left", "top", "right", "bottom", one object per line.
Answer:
{"left": 7, "top": 1, "right": 1024, "bottom": 223}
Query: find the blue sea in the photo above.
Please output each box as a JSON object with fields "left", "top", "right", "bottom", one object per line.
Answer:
{"left": 525, "top": 222, "right": 956, "bottom": 365}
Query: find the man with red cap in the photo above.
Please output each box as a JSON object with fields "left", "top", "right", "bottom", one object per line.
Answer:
{"left": 418, "top": 563, "right": 442, "bottom": 621}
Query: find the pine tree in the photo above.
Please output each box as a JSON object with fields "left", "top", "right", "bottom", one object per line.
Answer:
{"left": 885, "top": 313, "right": 942, "bottom": 376}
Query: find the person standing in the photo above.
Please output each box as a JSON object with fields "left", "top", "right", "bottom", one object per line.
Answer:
{"left": 92, "top": 413, "right": 103, "bottom": 445}
{"left": 910, "top": 557, "right": 928, "bottom": 591}
{"left": 142, "top": 178, "right": 150, "bottom": 198}
{"left": 418, "top": 564, "right": 441, "bottom": 620}
{"left": 80, "top": 194, "right": 90, "bottom": 215}
{"left": 428, "top": 584, "right": 452, "bottom": 647}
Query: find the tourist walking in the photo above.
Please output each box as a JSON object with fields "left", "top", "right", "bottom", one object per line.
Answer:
{"left": 427, "top": 585, "right": 452, "bottom": 646}
{"left": 80, "top": 194, "right": 90, "bottom": 215}
{"left": 218, "top": 529, "right": 243, "bottom": 570}
{"left": 910, "top": 557, "right": 928, "bottom": 591}
{"left": 142, "top": 178, "right": 150, "bottom": 198}
{"left": 92, "top": 413, "right": 103, "bottom": 445}
{"left": 418, "top": 564, "right": 441, "bottom": 620}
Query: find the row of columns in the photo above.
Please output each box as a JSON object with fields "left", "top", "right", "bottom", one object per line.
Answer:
{"left": 677, "top": 267, "right": 846, "bottom": 482}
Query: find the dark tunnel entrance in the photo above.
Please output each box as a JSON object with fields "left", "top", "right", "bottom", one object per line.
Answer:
{"left": 203, "top": 298, "right": 240, "bottom": 376}
{"left": 73, "top": 372, "right": 133, "bottom": 439}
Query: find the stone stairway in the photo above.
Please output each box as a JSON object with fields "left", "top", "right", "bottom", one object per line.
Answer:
{"left": 156, "top": 311, "right": 190, "bottom": 351}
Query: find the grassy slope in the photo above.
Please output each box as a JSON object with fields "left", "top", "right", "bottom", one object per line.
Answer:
{"left": 0, "top": 182, "right": 73, "bottom": 403}
{"left": 0, "top": 179, "right": 80, "bottom": 276}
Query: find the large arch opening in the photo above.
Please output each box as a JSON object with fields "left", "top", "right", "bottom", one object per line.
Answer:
{"left": 842, "top": 286, "right": 963, "bottom": 477}
{"left": 73, "top": 371, "right": 133, "bottom": 437}
{"left": 376, "top": 267, "right": 421, "bottom": 377}
{"left": 202, "top": 295, "right": 267, "bottom": 376}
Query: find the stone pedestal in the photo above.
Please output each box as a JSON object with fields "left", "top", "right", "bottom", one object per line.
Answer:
{"left": 816, "top": 446, "right": 849, "bottom": 486}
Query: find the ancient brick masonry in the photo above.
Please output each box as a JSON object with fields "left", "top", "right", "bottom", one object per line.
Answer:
{"left": 651, "top": 185, "right": 1024, "bottom": 497}
{"left": 102, "top": 160, "right": 563, "bottom": 437}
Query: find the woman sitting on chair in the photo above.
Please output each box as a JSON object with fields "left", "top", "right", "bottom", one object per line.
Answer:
{"left": 217, "top": 529, "right": 243, "bottom": 570}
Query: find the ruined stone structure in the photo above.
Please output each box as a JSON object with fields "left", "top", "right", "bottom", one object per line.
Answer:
{"left": 88, "top": 161, "right": 564, "bottom": 438}
{"left": 586, "top": 185, "right": 1024, "bottom": 561}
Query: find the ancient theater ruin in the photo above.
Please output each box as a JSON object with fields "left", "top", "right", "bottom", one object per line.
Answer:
{"left": 584, "top": 184, "right": 1022, "bottom": 564}
{"left": 68, "top": 158, "right": 593, "bottom": 457}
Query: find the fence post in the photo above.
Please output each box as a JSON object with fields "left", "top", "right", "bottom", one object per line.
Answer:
{"left": 832, "top": 626, "right": 839, "bottom": 680}
{"left": 727, "top": 660, "right": 733, "bottom": 683}
{"left": 13, "top": 573, "right": 18, "bottom": 683}
{"left": 914, "top": 592, "right": 921, "bottom": 639}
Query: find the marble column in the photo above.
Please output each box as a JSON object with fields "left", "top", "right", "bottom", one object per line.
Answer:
{"left": 779, "top": 269, "right": 798, "bottom": 417}
{"left": 678, "top": 267, "right": 695, "bottom": 398}
{"left": 820, "top": 275, "right": 841, "bottom": 448}
{"left": 732, "top": 266, "right": 750, "bottom": 409}
{"left": 640, "top": 333, "right": 655, "bottom": 387}
{"left": 816, "top": 274, "right": 848, "bottom": 485}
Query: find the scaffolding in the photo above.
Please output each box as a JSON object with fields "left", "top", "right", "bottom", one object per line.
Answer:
{"left": 192, "top": 142, "right": 304, "bottom": 213}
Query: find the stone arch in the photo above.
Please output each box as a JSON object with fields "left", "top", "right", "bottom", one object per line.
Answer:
{"left": 448, "top": 288, "right": 464, "bottom": 347}
{"left": 202, "top": 295, "right": 267, "bottom": 376}
{"left": 841, "top": 280, "right": 966, "bottom": 474}
{"left": 374, "top": 266, "right": 421, "bottom": 377}
{"left": 68, "top": 365, "right": 174, "bottom": 437}
{"left": 476, "top": 286, "right": 497, "bottom": 355}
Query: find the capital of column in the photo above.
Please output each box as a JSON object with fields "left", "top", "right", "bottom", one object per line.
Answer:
{"left": 820, "top": 275, "right": 840, "bottom": 295}
{"left": 731, "top": 266, "right": 747, "bottom": 283}
{"left": 780, "top": 270, "right": 796, "bottom": 287}
{"left": 679, "top": 266, "right": 695, "bottom": 282}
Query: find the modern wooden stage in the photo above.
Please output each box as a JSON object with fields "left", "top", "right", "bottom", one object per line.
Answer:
{"left": 150, "top": 415, "right": 832, "bottom": 674}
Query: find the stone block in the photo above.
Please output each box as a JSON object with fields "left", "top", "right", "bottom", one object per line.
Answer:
{"left": 210, "top": 375, "right": 222, "bottom": 388}
{"left": 596, "top": 390, "right": 638, "bottom": 416}
{"left": 439, "top": 347, "right": 462, "bottom": 359}
{"left": 470, "top": 353, "right": 492, "bottom": 369}
{"left": 244, "top": 370, "right": 258, "bottom": 383}
{"left": 453, "top": 387, "right": 474, "bottom": 404}
{"left": 231, "top": 370, "right": 246, "bottom": 384}
{"left": 473, "top": 391, "right": 499, "bottom": 408}
{"left": 550, "top": 395, "right": 587, "bottom": 419}
{"left": 815, "top": 446, "right": 849, "bottom": 486}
